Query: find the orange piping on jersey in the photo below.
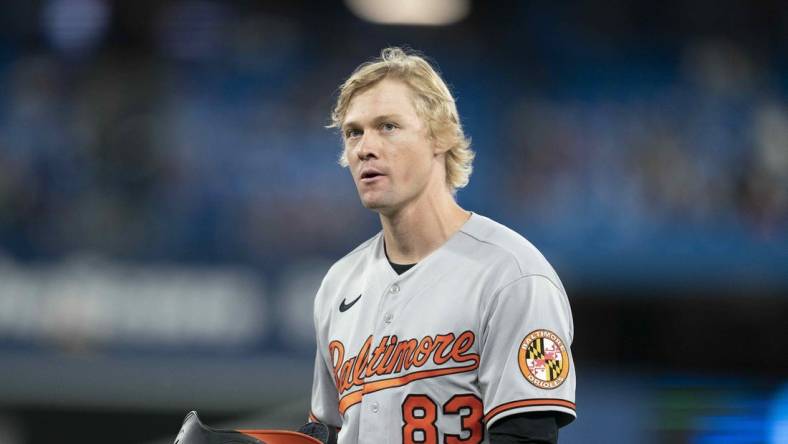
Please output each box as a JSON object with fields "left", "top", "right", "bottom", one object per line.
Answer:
{"left": 337, "top": 360, "right": 480, "bottom": 415}
{"left": 329, "top": 331, "right": 478, "bottom": 396}
{"left": 362, "top": 360, "right": 479, "bottom": 396}
{"left": 483, "top": 399, "right": 576, "bottom": 423}
{"left": 337, "top": 390, "right": 363, "bottom": 414}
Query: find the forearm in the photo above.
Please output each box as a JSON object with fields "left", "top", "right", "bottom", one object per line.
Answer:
{"left": 488, "top": 412, "right": 558, "bottom": 444}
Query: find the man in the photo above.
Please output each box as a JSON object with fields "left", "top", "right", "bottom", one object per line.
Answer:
{"left": 309, "top": 47, "right": 576, "bottom": 443}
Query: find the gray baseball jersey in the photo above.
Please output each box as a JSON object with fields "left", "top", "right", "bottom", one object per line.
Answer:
{"left": 309, "top": 213, "right": 576, "bottom": 444}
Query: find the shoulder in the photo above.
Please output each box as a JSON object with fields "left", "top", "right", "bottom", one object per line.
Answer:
{"left": 457, "top": 213, "right": 564, "bottom": 292}
{"left": 313, "top": 232, "right": 381, "bottom": 311}
{"left": 460, "top": 215, "right": 573, "bottom": 341}
{"left": 325, "top": 231, "right": 380, "bottom": 279}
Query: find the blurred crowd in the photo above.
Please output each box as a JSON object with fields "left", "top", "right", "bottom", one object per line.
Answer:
{"left": 0, "top": 3, "right": 786, "bottom": 443}
{"left": 500, "top": 43, "right": 788, "bottom": 245}
{"left": 0, "top": 0, "right": 785, "bottom": 278}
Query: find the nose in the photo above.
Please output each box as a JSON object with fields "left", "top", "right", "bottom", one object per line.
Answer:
{"left": 355, "top": 131, "right": 380, "bottom": 161}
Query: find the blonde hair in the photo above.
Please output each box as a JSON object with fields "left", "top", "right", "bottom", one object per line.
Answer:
{"left": 329, "top": 47, "right": 474, "bottom": 191}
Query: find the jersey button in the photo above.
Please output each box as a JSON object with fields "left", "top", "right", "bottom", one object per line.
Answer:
{"left": 389, "top": 284, "right": 400, "bottom": 294}
{"left": 383, "top": 313, "right": 393, "bottom": 323}
{"left": 371, "top": 402, "right": 379, "bottom": 413}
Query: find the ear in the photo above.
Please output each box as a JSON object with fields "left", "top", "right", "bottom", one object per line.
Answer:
{"left": 432, "top": 137, "right": 451, "bottom": 156}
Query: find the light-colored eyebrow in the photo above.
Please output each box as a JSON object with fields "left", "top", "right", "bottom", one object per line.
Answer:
{"left": 342, "top": 114, "right": 405, "bottom": 131}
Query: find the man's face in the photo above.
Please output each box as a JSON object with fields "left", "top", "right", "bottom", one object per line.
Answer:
{"left": 342, "top": 78, "right": 443, "bottom": 214}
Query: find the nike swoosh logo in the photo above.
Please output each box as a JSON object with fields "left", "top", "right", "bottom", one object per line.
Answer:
{"left": 339, "top": 294, "right": 362, "bottom": 312}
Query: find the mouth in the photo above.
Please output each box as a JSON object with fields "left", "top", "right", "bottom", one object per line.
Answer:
{"left": 360, "top": 169, "right": 385, "bottom": 183}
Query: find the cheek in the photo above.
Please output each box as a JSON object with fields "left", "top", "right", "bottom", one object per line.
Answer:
{"left": 395, "top": 148, "right": 432, "bottom": 183}
{"left": 345, "top": 147, "right": 359, "bottom": 169}
{"left": 343, "top": 144, "right": 353, "bottom": 164}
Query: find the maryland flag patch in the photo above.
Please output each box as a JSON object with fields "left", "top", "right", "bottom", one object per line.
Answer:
{"left": 518, "top": 329, "right": 570, "bottom": 389}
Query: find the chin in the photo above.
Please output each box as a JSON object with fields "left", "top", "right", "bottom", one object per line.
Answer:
{"left": 362, "top": 199, "right": 410, "bottom": 218}
{"left": 360, "top": 198, "right": 387, "bottom": 211}
{"left": 359, "top": 192, "right": 396, "bottom": 213}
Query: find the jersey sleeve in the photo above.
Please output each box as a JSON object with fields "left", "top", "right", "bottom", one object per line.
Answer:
{"left": 309, "top": 285, "right": 342, "bottom": 427}
{"left": 478, "top": 274, "right": 576, "bottom": 429}
{"left": 309, "top": 346, "right": 342, "bottom": 427}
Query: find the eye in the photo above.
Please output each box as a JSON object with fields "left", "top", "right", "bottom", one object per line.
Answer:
{"left": 345, "top": 128, "right": 362, "bottom": 139}
{"left": 380, "top": 122, "right": 398, "bottom": 132}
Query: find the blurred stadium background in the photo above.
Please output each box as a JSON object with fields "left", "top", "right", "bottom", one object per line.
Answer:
{"left": 0, "top": 0, "right": 786, "bottom": 443}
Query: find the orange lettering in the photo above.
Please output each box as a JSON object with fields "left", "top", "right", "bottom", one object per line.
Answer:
{"left": 413, "top": 337, "right": 435, "bottom": 367}
{"left": 328, "top": 340, "right": 345, "bottom": 387}
{"left": 376, "top": 336, "right": 399, "bottom": 375}
{"left": 352, "top": 336, "right": 372, "bottom": 385}
{"left": 366, "top": 336, "right": 389, "bottom": 377}
{"left": 432, "top": 333, "right": 455, "bottom": 365}
{"left": 394, "top": 339, "right": 419, "bottom": 372}
{"left": 329, "top": 331, "right": 479, "bottom": 396}
{"left": 339, "top": 358, "right": 354, "bottom": 393}
{"left": 451, "top": 331, "right": 476, "bottom": 363}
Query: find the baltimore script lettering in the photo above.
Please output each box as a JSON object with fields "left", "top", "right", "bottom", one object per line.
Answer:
{"left": 329, "top": 331, "right": 479, "bottom": 394}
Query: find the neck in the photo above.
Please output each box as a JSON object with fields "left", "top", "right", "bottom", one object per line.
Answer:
{"left": 380, "top": 186, "right": 470, "bottom": 265}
